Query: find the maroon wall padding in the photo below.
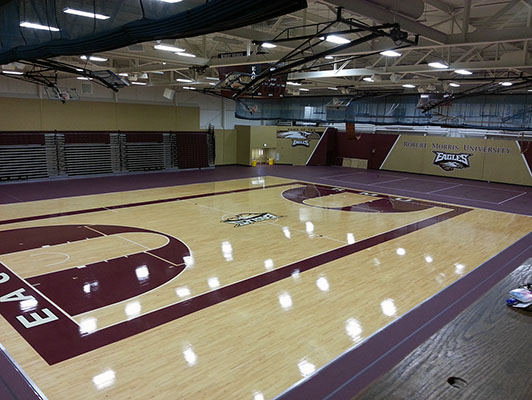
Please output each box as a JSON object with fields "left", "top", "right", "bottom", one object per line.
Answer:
{"left": 520, "top": 140, "right": 532, "bottom": 172}
{"left": 176, "top": 133, "right": 209, "bottom": 169}
{"left": 307, "top": 128, "right": 338, "bottom": 166}
{"left": 126, "top": 133, "right": 163, "bottom": 143}
{"left": 64, "top": 133, "right": 110, "bottom": 144}
{"left": 336, "top": 132, "right": 399, "bottom": 169}
{"left": 346, "top": 123, "right": 356, "bottom": 140}
{"left": 0, "top": 133, "right": 45, "bottom": 145}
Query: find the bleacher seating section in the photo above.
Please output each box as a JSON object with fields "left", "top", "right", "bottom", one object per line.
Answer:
{"left": 0, "top": 131, "right": 213, "bottom": 181}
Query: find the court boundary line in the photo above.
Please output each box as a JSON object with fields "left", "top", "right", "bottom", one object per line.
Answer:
{"left": 427, "top": 183, "right": 463, "bottom": 194}
{"left": 498, "top": 191, "right": 527, "bottom": 204}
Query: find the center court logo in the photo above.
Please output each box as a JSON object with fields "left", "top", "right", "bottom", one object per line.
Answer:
{"left": 222, "top": 212, "right": 280, "bottom": 227}
{"left": 432, "top": 151, "right": 472, "bottom": 171}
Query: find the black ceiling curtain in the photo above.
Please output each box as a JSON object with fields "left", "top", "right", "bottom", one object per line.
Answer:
{"left": 0, "top": 0, "right": 307, "bottom": 64}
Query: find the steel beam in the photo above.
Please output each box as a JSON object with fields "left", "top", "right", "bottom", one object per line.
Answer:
{"left": 447, "top": 27, "right": 532, "bottom": 45}
{"left": 326, "top": 0, "right": 448, "bottom": 44}
{"left": 288, "top": 59, "right": 532, "bottom": 80}
{"left": 426, "top": 0, "right": 455, "bottom": 15}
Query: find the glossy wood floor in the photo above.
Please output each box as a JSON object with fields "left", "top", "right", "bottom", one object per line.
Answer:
{"left": 0, "top": 176, "right": 531, "bottom": 399}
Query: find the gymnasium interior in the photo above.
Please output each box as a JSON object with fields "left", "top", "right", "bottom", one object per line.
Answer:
{"left": 0, "top": 1, "right": 531, "bottom": 399}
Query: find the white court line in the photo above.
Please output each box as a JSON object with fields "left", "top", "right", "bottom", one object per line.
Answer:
{"left": 321, "top": 171, "right": 526, "bottom": 193}
{"left": 331, "top": 177, "right": 409, "bottom": 186}
{"left": 498, "top": 191, "right": 528, "bottom": 204}
{"left": 319, "top": 171, "right": 364, "bottom": 180}
{"left": 29, "top": 251, "right": 71, "bottom": 267}
{"left": 0, "top": 262, "right": 80, "bottom": 327}
{"left": 427, "top": 183, "right": 463, "bottom": 194}
{"left": 322, "top": 178, "right": 500, "bottom": 204}
{"left": 366, "top": 177, "right": 409, "bottom": 186}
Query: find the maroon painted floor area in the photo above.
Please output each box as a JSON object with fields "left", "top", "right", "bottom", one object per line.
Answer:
{"left": 0, "top": 166, "right": 531, "bottom": 399}
{"left": 0, "top": 165, "right": 530, "bottom": 215}
{"left": 0, "top": 346, "right": 43, "bottom": 400}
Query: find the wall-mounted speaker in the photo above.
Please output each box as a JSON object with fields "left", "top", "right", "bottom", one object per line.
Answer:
{"left": 163, "top": 88, "right": 175, "bottom": 100}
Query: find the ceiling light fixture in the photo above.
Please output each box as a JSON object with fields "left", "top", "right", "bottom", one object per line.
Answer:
{"left": 402, "top": 84, "right": 416, "bottom": 88}
{"left": 176, "top": 78, "right": 193, "bottom": 83}
{"left": 205, "top": 77, "right": 219, "bottom": 81}
{"left": 324, "top": 55, "right": 334, "bottom": 60}
{"left": 177, "top": 52, "right": 196, "bottom": 58}
{"left": 76, "top": 77, "right": 91, "bottom": 80}
{"left": 80, "top": 55, "right": 108, "bottom": 62}
{"left": 183, "top": 86, "right": 196, "bottom": 90}
{"left": 131, "top": 81, "right": 147, "bottom": 85}
{"left": 428, "top": 61, "right": 449, "bottom": 69}
{"left": 380, "top": 50, "right": 401, "bottom": 57}
{"left": 1, "top": 70, "right": 23, "bottom": 75}
{"left": 499, "top": 81, "right": 513, "bottom": 86}
{"left": 160, "top": 0, "right": 183, "bottom": 3}
{"left": 363, "top": 77, "right": 374, "bottom": 82}
{"left": 449, "top": 82, "right": 460, "bottom": 87}
{"left": 63, "top": 7, "right": 110, "bottom": 20}
{"left": 118, "top": 73, "right": 129, "bottom": 77}
{"left": 286, "top": 81, "right": 302, "bottom": 86}
{"left": 19, "top": 21, "right": 60, "bottom": 32}
{"left": 261, "top": 42, "right": 276, "bottom": 48}
{"left": 299, "top": 88, "right": 310, "bottom": 91}
{"left": 154, "top": 44, "right": 185, "bottom": 52}
{"left": 327, "top": 87, "right": 338, "bottom": 91}
{"left": 320, "top": 35, "right": 350, "bottom": 44}
{"left": 455, "top": 69, "right": 472, "bottom": 75}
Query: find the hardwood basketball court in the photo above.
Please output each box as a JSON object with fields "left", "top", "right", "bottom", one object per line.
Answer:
{"left": 0, "top": 175, "right": 531, "bottom": 399}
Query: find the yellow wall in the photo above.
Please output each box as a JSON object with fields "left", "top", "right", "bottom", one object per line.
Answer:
{"left": 234, "top": 125, "right": 326, "bottom": 166}
{"left": 41, "top": 101, "right": 118, "bottom": 131}
{"left": 214, "top": 129, "right": 237, "bottom": 165}
{"left": 0, "top": 98, "right": 199, "bottom": 131}
{"left": 249, "top": 126, "right": 277, "bottom": 148}
{"left": 276, "top": 138, "right": 320, "bottom": 165}
{"left": 381, "top": 135, "right": 532, "bottom": 186}
{"left": 235, "top": 125, "right": 251, "bottom": 165}
{"left": 0, "top": 98, "right": 42, "bottom": 130}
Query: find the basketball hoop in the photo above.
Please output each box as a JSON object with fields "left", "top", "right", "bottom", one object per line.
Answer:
{"left": 44, "top": 86, "right": 80, "bottom": 103}
{"left": 326, "top": 97, "right": 352, "bottom": 110}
